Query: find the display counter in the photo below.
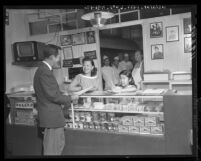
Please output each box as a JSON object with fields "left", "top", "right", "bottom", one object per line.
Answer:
{"left": 5, "top": 91, "right": 192, "bottom": 156}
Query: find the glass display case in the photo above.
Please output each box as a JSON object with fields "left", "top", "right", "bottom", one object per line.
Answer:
{"left": 64, "top": 91, "right": 165, "bottom": 137}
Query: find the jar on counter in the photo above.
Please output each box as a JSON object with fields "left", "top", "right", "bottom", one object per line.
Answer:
{"left": 94, "top": 122, "right": 101, "bottom": 130}
{"left": 107, "top": 113, "right": 115, "bottom": 122}
{"left": 99, "top": 112, "right": 107, "bottom": 122}
{"left": 74, "top": 112, "right": 80, "bottom": 122}
{"left": 85, "top": 112, "right": 92, "bottom": 122}
{"left": 79, "top": 112, "right": 86, "bottom": 122}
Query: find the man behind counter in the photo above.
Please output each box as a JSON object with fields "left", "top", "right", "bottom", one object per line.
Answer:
{"left": 33, "top": 44, "right": 78, "bottom": 155}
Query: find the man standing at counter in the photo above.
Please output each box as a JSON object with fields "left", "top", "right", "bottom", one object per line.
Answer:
{"left": 33, "top": 44, "right": 78, "bottom": 155}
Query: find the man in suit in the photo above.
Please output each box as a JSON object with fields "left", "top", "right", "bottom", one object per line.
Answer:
{"left": 153, "top": 46, "right": 164, "bottom": 59}
{"left": 33, "top": 44, "right": 78, "bottom": 155}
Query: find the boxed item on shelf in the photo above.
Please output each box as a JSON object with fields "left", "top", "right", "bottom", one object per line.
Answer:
{"left": 114, "top": 104, "right": 122, "bottom": 110}
{"left": 140, "top": 126, "right": 151, "bottom": 134}
{"left": 99, "top": 112, "right": 107, "bottom": 122}
{"left": 118, "top": 125, "right": 129, "bottom": 133}
{"left": 92, "top": 112, "right": 100, "bottom": 122}
{"left": 122, "top": 105, "right": 128, "bottom": 111}
{"left": 144, "top": 116, "right": 157, "bottom": 126}
{"left": 121, "top": 116, "right": 133, "bottom": 126}
{"left": 127, "top": 103, "right": 137, "bottom": 111}
{"left": 105, "top": 103, "right": 115, "bottom": 110}
{"left": 133, "top": 116, "right": 144, "bottom": 126}
{"left": 128, "top": 126, "right": 140, "bottom": 133}
{"left": 74, "top": 123, "right": 79, "bottom": 129}
{"left": 93, "top": 102, "right": 104, "bottom": 109}
{"left": 151, "top": 125, "right": 164, "bottom": 135}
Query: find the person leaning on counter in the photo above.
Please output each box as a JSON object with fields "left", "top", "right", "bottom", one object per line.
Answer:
{"left": 68, "top": 57, "right": 100, "bottom": 94}
{"left": 131, "top": 50, "right": 144, "bottom": 90}
{"left": 33, "top": 44, "right": 79, "bottom": 155}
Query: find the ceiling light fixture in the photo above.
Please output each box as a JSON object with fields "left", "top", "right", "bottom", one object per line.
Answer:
{"left": 81, "top": 11, "right": 115, "bottom": 28}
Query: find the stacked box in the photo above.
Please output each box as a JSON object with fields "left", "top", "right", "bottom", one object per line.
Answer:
{"left": 151, "top": 125, "right": 164, "bottom": 135}
{"left": 140, "top": 126, "right": 151, "bottom": 134}
{"left": 133, "top": 116, "right": 144, "bottom": 126}
{"left": 128, "top": 126, "right": 140, "bottom": 133}
{"left": 118, "top": 125, "right": 129, "bottom": 133}
{"left": 144, "top": 116, "right": 157, "bottom": 126}
{"left": 121, "top": 116, "right": 133, "bottom": 126}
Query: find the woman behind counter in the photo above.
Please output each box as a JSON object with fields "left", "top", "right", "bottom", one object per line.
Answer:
{"left": 132, "top": 50, "right": 144, "bottom": 90}
{"left": 69, "top": 57, "right": 100, "bottom": 94}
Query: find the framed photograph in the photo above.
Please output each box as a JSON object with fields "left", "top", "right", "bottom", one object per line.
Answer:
{"left": 84, "top": 51, "right": 97, "bottom": 59}
{"left": 151, "top": 44, "right": 164, "bottom": 60}
{"left": 184, "top": 37, "right": 192, "bottom": 53}
{"left": 60, "top": 35, "right": 72, "bottom": 46}
{"left": 86, "top": 31, "right": 96, "bottom": 44}
{"left": 63, "top": 47, "right": 73, "bottom": 60}
{"left": 166, "top": 26, "right": 179, "bottom": 42}
{"left": 183, "top": 18, "right": 192, "bottom": 34}
{"left": 150, "top": 22, "right": 163, "bottom": 38}
{"left": 72, "top": 32, "right": 86, "bottom": 45}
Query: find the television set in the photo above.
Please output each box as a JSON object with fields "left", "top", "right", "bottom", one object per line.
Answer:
{"left": 12, "top": 41, "right": 46, "bottom": 62}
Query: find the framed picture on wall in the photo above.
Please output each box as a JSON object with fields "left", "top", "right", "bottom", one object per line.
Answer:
{"left": 72, "top": 32, "right": 86, "bottom": 45}
{"left": 150, "top": 22, "right": 163, "bottom": 38}
{"left": 60, "top": 35, "right": 72, "bottom": 46}
{"left": 183, "top": 18, "right": 192, "bottom": 34}
{"left": 184, "top": 37, "right": 192, "bottom": 53}
{"left": 166, "top": 26, "right": 179, "bottom": 42}
{"left": 151, "top": 44, "right": 164, "bottom": 60}
{"left": 63, "top": 47, "right": 73, "bottom": 60}
{"left": 84, "top": 51, "right": 97, "bottom": 59}
{"left": 86, "top": 31, "right": 96, "bottom": 44}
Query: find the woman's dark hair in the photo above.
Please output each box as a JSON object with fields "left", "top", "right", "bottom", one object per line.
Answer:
{"left": 82, "top": 57, "right": 97, "bottom": 77}
{"left": 119, "top": 70, "right": 136, "bottom": 87}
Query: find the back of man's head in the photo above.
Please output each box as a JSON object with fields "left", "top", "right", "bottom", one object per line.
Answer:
{"left": 43, "top": 44, "right": 61, "bottom": 59}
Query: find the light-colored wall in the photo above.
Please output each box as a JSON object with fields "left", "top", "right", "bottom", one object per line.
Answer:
{"left": 5, "top": 10, "right": 32, "bottom": 93}
{"left": 142, "top": 13, "right": 192, "bottom": 73}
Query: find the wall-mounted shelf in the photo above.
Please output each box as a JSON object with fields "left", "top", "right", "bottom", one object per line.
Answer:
{"left": 12, "top": 61, "right": 42, "bottom": 67}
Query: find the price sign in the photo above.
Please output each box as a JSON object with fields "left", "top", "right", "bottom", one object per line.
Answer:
{"left": 63, "top": 59, "right": 73, "bottom": 67}
{"left": 84, "top": 50, "right": 97, "bottom": 59}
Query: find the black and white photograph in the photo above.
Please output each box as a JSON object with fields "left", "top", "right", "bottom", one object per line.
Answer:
{"left": 4, "top": 6, "right": 197, "bottom": 158}
{"left": 166, "top": 26, "right": 179, "bottom": 42}
{"left": 63, "top": 46, "right": 73, "bottom": 60}
{"left": 72, "top": 32, "right": 86, "bottom": 45}
{"left": 150, "top": 22, "right": 163, "bottom": 38}
{"left": 184, "top": 37, "right": 192, "bottom": 53}
{"left": 60, "top": 35, "right": 72, "bottom": 46}
{"left": 151, "top": 44, "right": 164, "bottom": 60}
{"left": 86, "top": 31, "right": 96, "bottom": 43}
{"left": 183, "top": 18, "right": 192, "bottom": 34}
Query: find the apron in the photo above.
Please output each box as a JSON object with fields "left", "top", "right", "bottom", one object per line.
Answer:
{"left": 132, "top": 62, "right": 142, "bottom": 89}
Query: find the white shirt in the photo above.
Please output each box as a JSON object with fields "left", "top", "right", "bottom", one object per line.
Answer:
{"left": 43, "top": 61, "right": 52, "bottom": 71}
{"left": 119, "top": 60, "right": 133, "bottom": 72}
{"left": 101, "top": 66, "right": 116, "bottom": 90}
{"left": 112, "top": 65, "right": 120, "bottom": 85}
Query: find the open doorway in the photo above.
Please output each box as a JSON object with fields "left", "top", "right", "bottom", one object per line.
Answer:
{"left": 99, "top": 25, "right": 143, "bottom": 89}
{"left": 99, "top": 25, "right": 143, "bottom": 67}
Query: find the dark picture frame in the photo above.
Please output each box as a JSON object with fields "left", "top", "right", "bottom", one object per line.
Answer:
{"left": 60, "top": 35, "right": 72, "bottom": 46}
{"left": 183, "top": 18, "right": 192, "bottom": 34}
{"left": 166, "top": 26, "right": 179, "bottom": 42}
{"left": 84, "top": 50, "right": 97, "bottom": 59}
{"left": 63, "top": 47, "right": 73, "bottom": 60}
{"left": 72, "top": 32, "right": 86, "bottom": 45}
{"left": 184, "top": 37, "right": 192, "bottom": 53}
{"left": 86, "top": 31, "right": 96, "bottom": 44}
{"left": 151, "top": 44, "right": 164, "bottom": 60}
{"left": 150, "top": 22, "right": 163, "bottom": 38}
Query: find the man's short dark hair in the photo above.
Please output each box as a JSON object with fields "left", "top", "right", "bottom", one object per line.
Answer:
{"left": 43, "top": 44, "right": 61, "bottom": 59}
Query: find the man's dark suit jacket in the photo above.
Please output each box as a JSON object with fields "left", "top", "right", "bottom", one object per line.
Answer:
{"left": 33, "top": 62, "right": 71, "bottom": 128}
